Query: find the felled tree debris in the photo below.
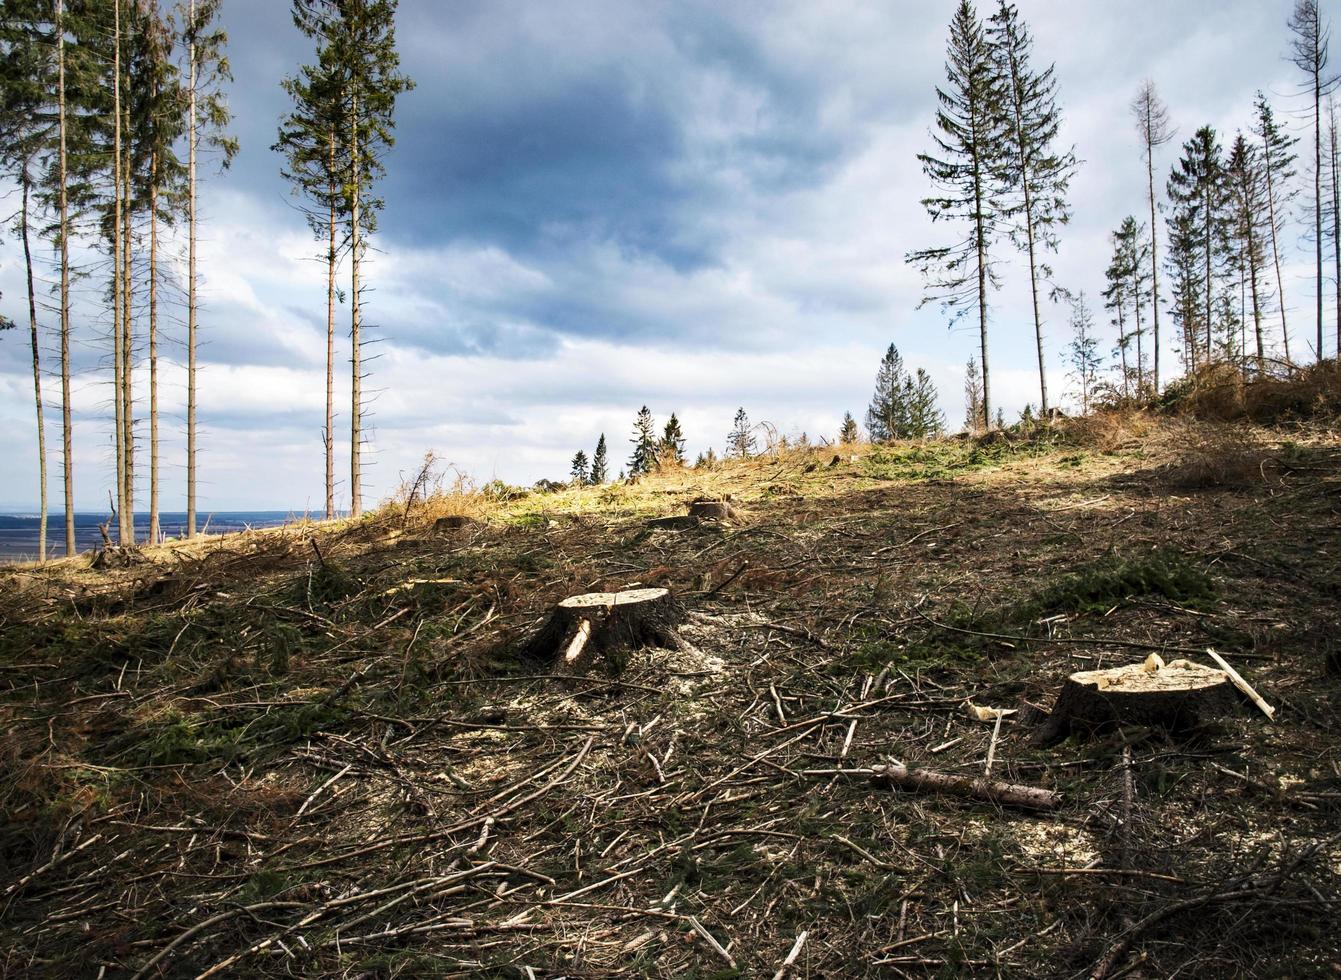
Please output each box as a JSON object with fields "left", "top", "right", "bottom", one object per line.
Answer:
{"left": 518, "top": 587, "right": 687, "bottom": 673}
{"left": 90, "top": 546, "right": 145, "bottom": 571}
{"left": 434, "top": 515, "right": 478, "bottom": 532}
{"left": 647, "top": 515, "right": 700, "bottom": 531}
{"left": 688, "top": 498, "right": 737, "bottom": 521}
{"left": 1033, "top": 657, "right": 1234, "bottom": 745}
{"left": 870, "top": 763, "right": 1061, "bottom": 812}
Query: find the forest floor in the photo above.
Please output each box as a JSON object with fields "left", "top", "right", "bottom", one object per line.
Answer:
{"left": 2, "top": 414, "right": 1340, "bottom": 978}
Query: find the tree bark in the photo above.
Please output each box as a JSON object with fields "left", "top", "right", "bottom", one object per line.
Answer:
{"left": 1262, "top": 127, "right": 1292, "bottom": 365}
{"left": 519, "top": 588, "right": 686, "bottom": 674}
{"left": 1331, "top": 106, "right": 1340, "bottom": 358}
{"left": 870, "top": 763, "right": 1061, "bottom": 812}
{"left": 112, "top": 0, "right": 127, "bottom": 545}
{"left": 149, "top": 144, "right": 160, "bottom": 544}
{"left": 1315, "top": 65, "right": 1324, "bottom": 361}
{"left": 1145, "top": 136, "right": 1162, "bottom": 392}
{"left": 325, "top": 130, "right": 337, "bottom": 521}
{"left": 56, "top": 0, "right": 74, "bottom": 557}
{"left": 21, "top": 169, "right": 47, "bottom": 562}
{"left": 121, "top": 104, "right": 134, "bottom": 545}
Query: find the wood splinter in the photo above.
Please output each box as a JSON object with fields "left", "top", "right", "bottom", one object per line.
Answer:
{"left": 871, "top": 763, "right": 1061, "bottom": 812}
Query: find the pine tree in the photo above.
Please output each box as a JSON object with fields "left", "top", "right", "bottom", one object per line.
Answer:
{"left": 278, "top": 0, "right": 350, "bottom": 520}
{"left": 0, "top": 0, "right": 56, "bottom": 559}
{"left": 1289, "top": 0, "right": 1338, "bottom": 360}
{"left": 590, "top": 433, "right": 608, "bottom": 484}
{"left": 907, "top": 369, "right": 945, "bottom": 438}
{"left": 659, "top": 413, "right": 686, "bottom": 466}
{"left": 907, "top": 0, "right": 1010, "bottom": 431}
{"left": 1254, "top": 93, "right": 1298, "bottom": 364}
{"left": 839, "top": 411, "right": 859, "bottom": 444}
{"left": 179, "top": 0, "right": 237, "bottom": 536}
{"left": 865, "top": 343, "right": 911, "bottom": 441}
{"left": 988, "top": 0, "right": 1074, "bottom": 414}
{"left": 570, "top": 450, "right": 590, "bottom": 485}
{"left": 628, "top": 406, "right": 657, "bottom": 476}
{"left": 1131, "top": 80, "right": 1174, "bottom": 391}
{"left": 1167, "top": 126, "right": 1232, "bottom": 365}
{"left": 963, "top": 356, "right": 984, "bottom": 433}
{"left": 727, "top": 407, "right": 755, "bottom": 458}
{"left": 322, "top": 0, "right": 414, "bottom": 517}
{"left": 1066, "top": 292, "right": 1103, "bottom": 414}
{"left": 1227, "top": 133, "right": 1270, "bottom": 372}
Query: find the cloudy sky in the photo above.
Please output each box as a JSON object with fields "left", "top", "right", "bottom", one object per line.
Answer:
{"left": 0, "top": 0, "right": 1321, "bottom": 511}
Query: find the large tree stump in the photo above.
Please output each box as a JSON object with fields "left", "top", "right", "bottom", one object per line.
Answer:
{"left": 688, "top": 498, "right": 737, "bottom": 521}
{"left": 519, "top": 588, "right": 687, "bottom": 674}
{"left": 1033, "top": 658, "right": 1235, "bottom": 745}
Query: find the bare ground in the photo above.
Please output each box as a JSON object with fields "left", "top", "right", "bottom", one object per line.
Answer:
{"left": 2, "top": 423, "right": 1339, "bottom": 978}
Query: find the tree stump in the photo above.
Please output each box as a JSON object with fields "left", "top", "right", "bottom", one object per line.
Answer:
{"left": 434, "top": 515, "right": 478, "bottom": 532}
{"left": 688, "top": 499, "right": 737, "bottom": 521}
{"left": 519, "top": 587, "right": 687, "bottom": 674}
{"left": 1033, "top": 658, "right": 1235, "bottom": 745}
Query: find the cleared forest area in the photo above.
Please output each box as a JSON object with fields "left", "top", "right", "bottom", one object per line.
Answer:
{"left": 2, "top": 403, "right": 1340, "bottom": 978}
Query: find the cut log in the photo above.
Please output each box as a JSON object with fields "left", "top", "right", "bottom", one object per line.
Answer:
{"left": 870, "top": 763, "right": 1061, "bottom": 812}
{"left": 518, "top": 587, "right": 686, "bottom": 674}
{"left": 688, "top": 499, "right": 737, "bottom": 521}
{"left": 1033, "top": 658, "right": 1235, "bottom": 746}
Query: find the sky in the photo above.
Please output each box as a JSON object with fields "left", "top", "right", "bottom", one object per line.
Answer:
{"left": 0, "top": 0, "right": 1324, "bottom": 511}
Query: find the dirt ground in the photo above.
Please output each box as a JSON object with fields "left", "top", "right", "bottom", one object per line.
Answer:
{"left": 2, "top": 422, "right": 1339, "bottom": 978}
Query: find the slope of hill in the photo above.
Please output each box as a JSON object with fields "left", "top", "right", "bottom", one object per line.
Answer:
{"left": 2, "top": 416, "right": 1339, "bottom": 978}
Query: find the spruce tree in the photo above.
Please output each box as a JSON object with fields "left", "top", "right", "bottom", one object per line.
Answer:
{"left": 907, "top": 0, "right": 1010, "bottom": 431}
{"left": 322, "top": 0, "right": 414, "bottom": 517}
{"left": 570, "top": 450, "right": 590, "bottom": 485}
{"left": 1167, "top": 126, "right": 1232, "bottom": 365}
{"left": 590, "top": 433, "right": 608, "bottom": 484}
{"left": 1131, "top": 81, "right": 1173, "bottom": 391}
{"left": 727, "top": 408, "right": 755, "bottom": 458}
{"left": 659, "top": 413, "right": 686, "bottom": 466}
{"left": 987, "top": 0, "right": 1074, "bottom": 414}
{"left": 179, "top": 0, "right": 236, "bottom": 536}
{"left": 907, "top": 369, "right": 945, "bottom": 438}
{"left": 963, "top": 356, "right": 984, "bottom": 432}
{"left": 1066, "top": 292, "right": 1102, "bottom": 415}
{"left": 1111, "top": 217, "right": 1151, "bottom": 392}
{"left": 839, "top": 411, "right": 859, "bottom": 444}
{"left": 865, "top": 343, "right": 911, "bottom": 442}
{"left": 628, "top": 406, "right": 657, "bottom": 476}
{"left": 1227, "top": 133, "right": 1270, "bottom": 372}
{"left": 1166, "top": 206, "right": 1205, "bottom": 372}
{"left": 1289, "top": 0, "right": 1337, "bottom": 360}
{"left": 1102, "top": 235, "right": 1134, "bottom": 398}
{"left": 1254, "top": 94, "right": 1298, "bottom": 363}
{"left": 278, "top": 0, "right": 350, "bottom": 520}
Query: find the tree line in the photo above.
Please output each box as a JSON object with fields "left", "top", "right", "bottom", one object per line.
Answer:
{"left": 912, "top": 0, "right": 1341, "bottom": 430}
{"left": 0, "top": 0, "right": 410, "bottom": 561}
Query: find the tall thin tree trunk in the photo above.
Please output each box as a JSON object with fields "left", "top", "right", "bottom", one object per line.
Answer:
{"left": 1250, "top": 246, "right": 1266, "bottom": 374}
{"left": 149, "top": 147, "right": 160, "bottom": 544}
{"left": 350, "top": 92, "right": 363, "bottom": 516}
{"left": 1262, "top": 133, "right": 1292, "bottom": 364}
{"left": 121, "top": 107, "right": 135, "bottom": 544}
{"left": 1132, "top": 274, "right": 1145, "bottom": 393}
{"left": 1203, "top": 182, "right": 1214, "bottom": 364}
{"left": 21, "top": 169, "right": 47, "bottom": 563}
{"left": 1006, "top": 61, "right": 1048, "bottom": 413}
{"left": 56, "top": 0, "right": 74, "bottom": 556}
{"left": 1146, "top": 147, "right": 1162, "bottom": 391}
{"left": 1315, "top": 69, "right": 1324, "bottom": 360}
{"left": 112, "top": 0, "right": 127, "bottom": 544}
{"left": 326, "top": 130, "right": 336, "bottom": 521}
{"left": 1331, "top": 104, "right": 1341, "bottom": 358}
{"left": 1116, "top": 298, "right": 1130, "bottom": 398}
{"left": 187, "top": 0, "right": 199, "bottom": 537}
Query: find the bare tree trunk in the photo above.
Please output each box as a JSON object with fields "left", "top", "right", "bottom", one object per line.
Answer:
{"left": 1331, "top": 104, "right": 1341, "bottom": 358}
{"left": 1315, "top": 70, "right": 1324, "bottom": 360}
{"left": 349, "top": 92, "right": 363, "bottom": 517}
{"left": 1203, "top": 181, "right": 1214, "bottom": 365}
{"left": 121, "top": 107, "right": 135, "bottom": 544}
{"left": 149, "top": 146, "right": 160, "bottom": 544}
{"left": 326, "top": 131, "right": 336, "bottom": 521}
{"left": 1263, "top": 131, "right": 1292, "bottom": 364}
{"left": 186, "top": 0, "right": 199, "bottom": 538}
{"left": 112, "top": 0, "right": 128, "bottom": 545}
{"left": 1132, "top": 275, "right": 1146, "bottom": 394}
{"left": 1146, "top": 146, "right": 1162, "bottom": 391}
{"left": 21, "top": 169, "right": 47, "bottom": 562}
{"left": 1115, "top": 297, "right": 1130, "bottom": 398}
{"left": 56, "top": 0, "right": 74, "bottom": 557}
{"left": 1250, "top": 248, "right": 1265, "bottom": 375}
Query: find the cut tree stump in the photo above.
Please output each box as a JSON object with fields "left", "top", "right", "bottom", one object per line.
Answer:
{"left": 519, "top": 587, "right": 687, "bottom": 674}
{"left": 688, "top": 499, "right": 737, "bottom": 521}
{"left": 1033, "top": 658, "right": 1235, "bottom": 745}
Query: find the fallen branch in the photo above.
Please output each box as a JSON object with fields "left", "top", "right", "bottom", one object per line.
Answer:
{"left": 870, "top": 763, "right": 1061, "bottom": 812}
{"left": 1206, "top": 648, "right": 1275, "bottom": 720}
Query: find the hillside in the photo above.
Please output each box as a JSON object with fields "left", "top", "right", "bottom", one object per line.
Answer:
{"left": 2, "top": 415, "right": 1339, "bottom": 978}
